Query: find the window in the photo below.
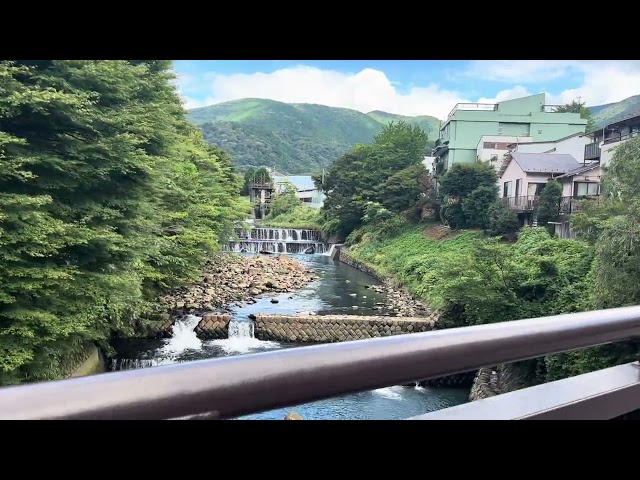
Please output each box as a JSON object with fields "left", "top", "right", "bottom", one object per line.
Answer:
{"left": 515, "top": 179, "right": 522, "bottom": 197}
{"left": 490, "top": 154, "right": 498, "bottom": 162}
{"left": 483, "top": 142, "right": 497, "bottom": 149}
{"left": 503, "top": 181, "right": 513, "bottom": 197}
{"left": 575, "top": 182, "right": 599, "bottom": 197}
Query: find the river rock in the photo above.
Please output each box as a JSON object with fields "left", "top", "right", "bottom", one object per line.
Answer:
{"left": 163, "top": 253, "right": 317, "bottom": 316}
{"left": 284, "top": 412, "right": 303, "bottom": 420}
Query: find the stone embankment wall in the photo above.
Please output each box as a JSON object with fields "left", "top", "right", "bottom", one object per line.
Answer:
{"left": 252, "top": 314, "right": 435, "bottom": 343}
{"left": 64, "top": 344, "right": 106, "bottom": 379}
{"left": 337, "top": 247, "right": 385, "bottom": 282}
{"left": 468, "top": 364, "right": 528, "bottom": 401}
{"left": 194, "top": 313, "right": 232, "bottom": 339}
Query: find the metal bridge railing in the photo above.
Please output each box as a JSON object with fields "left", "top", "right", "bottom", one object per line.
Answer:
{"left": 1, "top": 306, "right": 640, "bottom": 420}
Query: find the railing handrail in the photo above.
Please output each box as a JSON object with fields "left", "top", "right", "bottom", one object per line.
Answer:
{"left": 603, "top": 131, "right": 640, "bottom": 145}
{"left": 447, "top": 102, "right": 497, "bottom": 118}
{"left": 2, "top": 306, "right": 640, "bottom": 420}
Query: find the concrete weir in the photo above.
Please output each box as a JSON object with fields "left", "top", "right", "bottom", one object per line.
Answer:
{"left": 194, "top": 313, "right": 435, "bottom": 342}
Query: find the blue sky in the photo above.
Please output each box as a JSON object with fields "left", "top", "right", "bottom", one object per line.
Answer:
{"left": 173, "top": 60, "right": 640, "bottom": 119}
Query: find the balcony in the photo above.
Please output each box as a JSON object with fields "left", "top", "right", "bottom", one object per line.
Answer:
{"left": 560, "top": 195, "right": 601, "bottom": 214}
{"left": 447, "top": 103, "right": 497, "bottom": 119}
{"left": 2, "top": 306, "right": 640, "bottom": 420}
{"left": 603, "top": 131, "right": 640, "bottom": 145}
{"left": 584, "top": 142, "right": 601, "bottom": 161}
{"left": 502, "top": 195, "right": 538, "bottom": 211}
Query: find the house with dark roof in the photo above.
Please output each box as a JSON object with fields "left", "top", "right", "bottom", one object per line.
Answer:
{"left": 499, "top": 152, "right": 602, "bottom": 215}
{"left": 507, "top": 131, "right": 593, "bottom": 163}
{"left": 583, "top": 111, "right": 640, "bottom": 166}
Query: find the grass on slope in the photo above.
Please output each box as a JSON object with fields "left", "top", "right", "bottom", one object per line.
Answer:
{"left": 350, "top": 225, "right": 482, "bottom": 308}
{"left": 263, "top": 205, "right": 322, "bottom": 229}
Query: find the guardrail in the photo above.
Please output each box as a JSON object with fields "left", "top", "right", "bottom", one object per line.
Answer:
{"left": 502, "top": 195, "right": 538, "bottom": 210}
{"left": 1, "top": 306, "right": 640, "bottom": 420}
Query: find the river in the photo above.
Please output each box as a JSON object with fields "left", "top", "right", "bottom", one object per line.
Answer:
{"left": 111, "top": 253, "right": 469, "bottom": 420}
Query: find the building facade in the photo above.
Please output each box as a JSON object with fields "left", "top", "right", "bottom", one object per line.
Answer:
{"left": 432, "top": 94, "right": 587, "bottom": 175}
{"left": 511, "top": 132, "right": 593, "bottom": 164}
{"left": 583, "top": 112, "right": 640, "bottom": 167}
{"left": 476, "top": 135, "right": 533, "bottom": 172}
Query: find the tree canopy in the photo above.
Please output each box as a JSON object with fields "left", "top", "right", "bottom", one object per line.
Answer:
{"left": 0, "top": 60, "right": 243, "bottom": 384}
{"left": 319, "top": 121, "right": 431, "bottom": 238}
{"left": 555, "top": 99, "right": 596, "bottom": 133}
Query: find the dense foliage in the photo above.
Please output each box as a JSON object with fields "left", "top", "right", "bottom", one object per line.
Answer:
{"left": 349, "top": 225, "right": 603, "bottom": 383}
{"left": 535, "top": 179, "right": 562, "bottom": 228}
{"left": 0, "top": 60, "right": 244, "bottom": 384}
{"left": 319, "top": 121, "right": 433, "bottom": 238}
{"left": 191, "top": 99, "right": 439, "bottom": 174}
{"left": 346, "top": 138, "right": 640, "bottom": 385}
{"left": 440, "top": 163, "right": 518, "bottom": 235}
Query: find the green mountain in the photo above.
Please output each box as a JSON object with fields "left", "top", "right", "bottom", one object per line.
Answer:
{"left": 188, "top": 98, "right": 441, "bottom": 174}
{"left": 590, "top": 94, "right": 640, "bottom": 130}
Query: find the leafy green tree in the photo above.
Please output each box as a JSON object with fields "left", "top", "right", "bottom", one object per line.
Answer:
{"left": 486, "top": 200, "right": 520, "bottom": 237}
{"left": 320, "top": 122, "right": 429, "bottom": 238}
{"left": 269, "top": 182, "right": 300, "bottom": 217}
{"left": 241, "top": 167, "right": 256, "bottom": 195}
{"left": 539, "top": 139, "right": 640, "bottom": 381}
{"left": 535, "top": 180, "right": 563, "bottom": 227}
{"left": 439, "top": 163, "right": 497, "bottom": 229}
{"left": 439, "top": 163, "right": 497, "bottom": 200}
{"left": 462, "top": 185, "right": 499, "bottom": 230}
{"left": 376, "top": 163, "right": 431, "bottom": 217}
{"left": 0, "top": 60, "right": 243, "bottom": 384}
{"left": 555, "top": 99, "right": 596, "bottom": 133}
{"left": 253, "top": 167, "right": 273, "bottom": 185}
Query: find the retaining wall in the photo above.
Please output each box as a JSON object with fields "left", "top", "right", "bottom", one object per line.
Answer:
{"left": 252, "top": 314, "right": 435, "bottom": 343}
{"left": 468, "top": 364, "right": 528, "bottom": 401}
{"left": 337, "top": 247, "right": 385, "bottom": 282}
{"left": 64, "top": 344, "right": 106, "bottom": 379}
{"left": 194, "top": 313, "right": 231, "bottom": 339}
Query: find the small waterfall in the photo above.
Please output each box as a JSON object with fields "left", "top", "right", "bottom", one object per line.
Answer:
{"left": 323, "top": 243, "right": 342, "bottom": 257}
{"left": 161, "top": 314, "right": 202, "bottom": 354}
{"left": 112, "top": 358, "right": 160, "bottom": 370}
{"left": 228, "top": 318, "right": 255, "bottom": 339}
{"left": 209, "top": 318, "right": 280, "bottom": 354}
{"left": 226, "top": 227, "right": 327, "bottom": 254}
{"left": 111, "top": 315, "right": 202, "bottom": 372}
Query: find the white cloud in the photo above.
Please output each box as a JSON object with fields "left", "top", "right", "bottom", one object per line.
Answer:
{"left": 467, "top": 60, "right": 640, "bottom": 106}
{"left": 477, "top": 86, "right": 532, "bottom": 104}
{"left": 175, "top": 61, "right": 640, "bottom": 120}
{"left": 178, "top": 66, "right": 468, "bottom": 119}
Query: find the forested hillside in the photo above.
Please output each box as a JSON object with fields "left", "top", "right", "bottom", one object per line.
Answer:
{"left": 0, "top": 60, "right": 244, "bottom": 385}
{"left": 189, "top": 99, "right": 440, "bottom": 174}
{"left": 590, "top": 94, "right": 640, "bottom": 128}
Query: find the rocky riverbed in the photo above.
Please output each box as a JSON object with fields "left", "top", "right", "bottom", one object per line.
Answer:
{"left": 160, "top": 253, "right": 318, "bottom": 315}
{"left": 366, "top": 281, "right": 432, "bottom": 318}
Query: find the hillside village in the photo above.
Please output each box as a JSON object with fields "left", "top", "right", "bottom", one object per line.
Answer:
{"left": 215, "top": 93, "right": 640, "bottom": 239}
{"left": 427, "top": 92, "right": 639, "bottom": 238}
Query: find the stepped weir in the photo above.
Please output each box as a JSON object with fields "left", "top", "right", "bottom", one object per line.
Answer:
{"left": 225, "top": 227, "right": 327, "bottom": 254}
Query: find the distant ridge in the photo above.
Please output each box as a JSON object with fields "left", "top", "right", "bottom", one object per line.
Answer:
{"left": 187, "top": 98, "right": 440, "bottom": 174}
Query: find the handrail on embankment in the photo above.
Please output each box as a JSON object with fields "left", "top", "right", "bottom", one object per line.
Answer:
{"left": 1, "top": 306, "right": 640, "bottom": 420}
